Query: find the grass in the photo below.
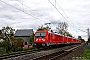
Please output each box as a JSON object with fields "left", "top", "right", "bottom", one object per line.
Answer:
{"left": 82, "top": 48, "right": 90, "bottom": 59}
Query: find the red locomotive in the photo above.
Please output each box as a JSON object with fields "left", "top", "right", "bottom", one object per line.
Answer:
{"left": 34, "top": 29, "right": 81, "bottom": 48}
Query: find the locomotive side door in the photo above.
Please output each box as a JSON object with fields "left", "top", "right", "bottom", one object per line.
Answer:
{"left": 48, "top": 33, "right": 52, "bottom": 43}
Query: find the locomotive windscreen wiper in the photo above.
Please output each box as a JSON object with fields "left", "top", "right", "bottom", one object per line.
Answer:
{"left": 35, "top": 32, "right": 46, "bottom": 36}
{"left": 35, "top": 32, "right": 46, "bottom": 38}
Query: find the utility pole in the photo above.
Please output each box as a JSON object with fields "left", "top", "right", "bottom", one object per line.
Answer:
{"left": 87, "top": 28, "right": 89, "bottom": 44}
{"left": 55, "top": 0, "right": 56, "bottom": 7}
{"left": 87, "top": 28, "right": 89, "bottom": 39}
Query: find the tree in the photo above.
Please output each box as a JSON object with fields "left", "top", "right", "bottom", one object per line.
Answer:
{"left": 78, "top": 36, "right": 82, "bottom": 40}
{"left": 2, "top": 39, "right": 11, "bottom": 53}
{"left": 1, "top": 26, "right": 15, "bottom": 52}
{"left": 56, "top": 22, "right": 68, "bottom": 35}
{"left": 65, "top": 32, "right": 72, "bottom": 37}
{"left": 1, "top": 26, "right": 15, "bottom": 42}
{"left": 2, "top": 26, "right": 15, "bottom": 36}
{"left": 81, "top": 39, "right": 85, "bottom": 43}
{"left": 38, "top": 25, "right": 48, "bottom": 30}
{"left": 0, "top": 30, "right": 2, "bottom": 35}
{"left": 78, "top": 36, "right": 85, "bottom": 43}
{"left": 0, "top": 30, "right": 2, "bottom": 38}
{"left": 29, "top": 33, "right": 34, "bottom": 43}
{"left": 12, "top": 38, "right": 24, "bottom": 51}
{"left": 0, "top": 30, "right": 4, "bottom": 39}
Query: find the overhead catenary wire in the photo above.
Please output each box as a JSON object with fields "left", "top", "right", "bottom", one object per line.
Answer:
{"left": 16, "top": 0, "right": 57, "bottom": 26}
{"left": 55, "top": 0, "right": 82, "bottom": 32}
{"left": 48, "top": 0, "right": 76, "bottom": 31}
{"left": 55, "top": 0, "right": 87, "bottom": 33}
{"left": 0, "top": 0, "right": 49, "bottom": 26}
{"left": 48, "top": 0, "right": 87, "bottom": 33}
{"left": 14, "top": 0, "right": 53, "bottom": 23}
{"left": 16, "top": 0, "right": 43, "bottom": 17}
{"left": 55, "top": 1, "right": 68, "bottom": 18}
{"left": 48, "top": 0, "right": 77, "bottom": 31}
{"left": 16, "top": 0, "right": 64, "bottom": 27}
{"left": 0, "top": 0, "right": 39, "bottom": 19}
{"left": 48, "top": 0, "right": 66, "bottom": 19}
{"left": 53, "top": 0, "right": 77, "bottom": 30}
{"left": 0, "top": 0, "right": 87, "bottom": 33}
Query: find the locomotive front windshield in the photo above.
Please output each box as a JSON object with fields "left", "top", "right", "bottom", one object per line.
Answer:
{"left": 35, "top": 32, "right": 46, "bottom": 38}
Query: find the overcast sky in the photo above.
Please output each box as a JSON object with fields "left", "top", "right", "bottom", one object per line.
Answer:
{"left": 0, "top": 0, "right": 90, "bottom": 41}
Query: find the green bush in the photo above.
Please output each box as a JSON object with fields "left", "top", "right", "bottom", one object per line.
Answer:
{"left": 82, "top": 49, "right": 90, "bottom": 59}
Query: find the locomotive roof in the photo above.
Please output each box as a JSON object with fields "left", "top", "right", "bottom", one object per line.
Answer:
{"left": 36, "top": 29, "right": 64, "bottom": 36}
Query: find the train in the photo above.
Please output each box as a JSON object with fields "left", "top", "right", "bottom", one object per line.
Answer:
{"left": 34, "top": 29, "right": 81, "bottom": 48}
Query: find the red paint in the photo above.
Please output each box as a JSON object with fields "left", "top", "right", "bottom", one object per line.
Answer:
{"left": 34, "top": 30, "right": 81, "bottom": 46}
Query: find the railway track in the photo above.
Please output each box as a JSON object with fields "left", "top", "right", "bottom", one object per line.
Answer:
{"left": 30, "top": 44, "right": 82, "bottom": 60}
{"left": 0, "top": 50, "right": 39, "bottom": 60}
{"left": 49, "top": 45, "right": 81, "bottom": 60}
{"left": 0, "top": 44, "right": 82, "bottom": 60}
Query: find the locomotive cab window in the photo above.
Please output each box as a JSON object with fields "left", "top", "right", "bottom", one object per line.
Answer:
{"left": 35, "top": 32, "right": 46, "bottom": 38}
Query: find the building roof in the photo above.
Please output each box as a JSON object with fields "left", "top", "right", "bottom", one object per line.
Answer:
{"left": 14, "top": 29, "right": 33, "bottom": 37}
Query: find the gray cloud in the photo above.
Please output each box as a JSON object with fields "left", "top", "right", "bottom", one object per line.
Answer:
{"left": 0, "top": 0, "right": 90, "bottom": 40}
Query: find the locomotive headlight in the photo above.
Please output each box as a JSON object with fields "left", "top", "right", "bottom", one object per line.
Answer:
{"left": 42, "top": 39, "right": 45, "bottom": 41}
{"left": 36, "top": 39, "right": 38, "bottom": 41}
